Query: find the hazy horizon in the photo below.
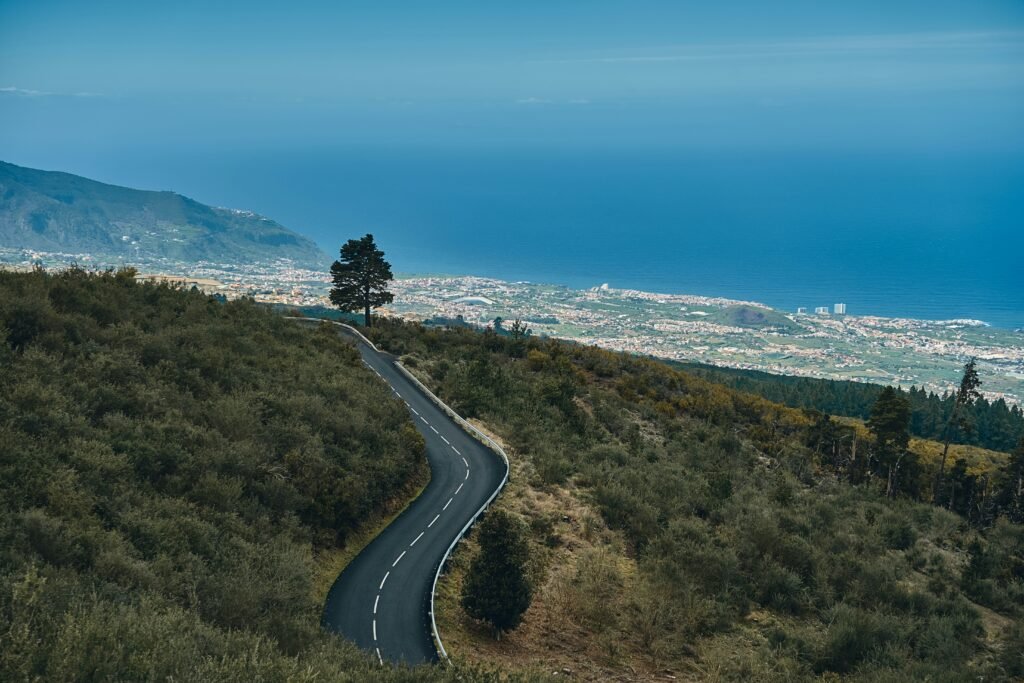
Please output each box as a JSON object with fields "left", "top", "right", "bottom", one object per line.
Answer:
{"left": 3, "top": 1, "right": 1023, "bottom": 326}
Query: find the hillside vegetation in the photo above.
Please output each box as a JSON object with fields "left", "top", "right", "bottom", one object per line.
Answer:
{"left": 0, "top": 160, "right": 327, "bottom": 266}
{"left": 678, "top": 361, "right": 1024, "bottom": 453}
{"left": 368, "top": 320, "right": 1024, "bottom": 682}
{"left": 708, "top": 304, "right": 802, "bottom": 332}
{"left": 0, "top": 269, "right": 535, "bottom": 682}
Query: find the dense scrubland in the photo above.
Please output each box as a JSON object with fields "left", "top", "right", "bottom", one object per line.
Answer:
{"left": 368, "top": 320, "right": 1024, "bottom": 682}
{"left": 3, "top": 269, "right": 1021, "bottom": 681}
{"left": 0, "top": 270, "right": 538, "bottom": 682}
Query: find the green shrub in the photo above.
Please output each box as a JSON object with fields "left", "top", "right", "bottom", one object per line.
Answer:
{"left": 817, "top": 605, "right": 897, "bottom": 674}
{"left": 879, "top": 514, "right": 917, "bottom": 550}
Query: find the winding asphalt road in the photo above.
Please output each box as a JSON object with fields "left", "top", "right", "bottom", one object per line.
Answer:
{"left": 308, "top": 322, "right": 507, "bottom": 665}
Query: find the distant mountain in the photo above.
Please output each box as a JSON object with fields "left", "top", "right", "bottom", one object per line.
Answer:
{"left": 0, "top": 160, "right": 328, "bottom": 267}
{"left": 709, "top": 303, "right": 803, "bottom": 331}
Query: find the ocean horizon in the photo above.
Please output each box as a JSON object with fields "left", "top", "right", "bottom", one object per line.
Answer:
{"left": 14, "top": 145, "right": 1024, "bottom": 329}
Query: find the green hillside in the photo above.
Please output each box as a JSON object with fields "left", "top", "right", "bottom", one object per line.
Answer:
{"left": 674, "top": 361, "right": 1024, "bottom": 453}
{"left": 0, "top": 160, "right": 327, "bottom": 267}
{"left": 0, "top": 269, "right": 533, "bottom": 682}
{"left": 366, "top": 320, "right": 1024, "bottom": 682}
{"left": 3, "top": 268, "right": 1021, "bottom": 681}
{"left": 709, "top": 303, "right": 803, "bottom": 331}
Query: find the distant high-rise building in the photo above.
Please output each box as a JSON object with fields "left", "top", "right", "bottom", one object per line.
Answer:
{"left": 815, "top": 306, "right": 830, "bottom": 315}
{"left": 796, "top": 307, "right": 807, "bottom": 315}
{"left": 834, "top": 303, "right": 847, "bottom": 315}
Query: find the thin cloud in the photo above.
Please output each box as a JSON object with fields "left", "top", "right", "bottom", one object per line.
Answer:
{"left": 1, "top": 86, "right": 104, "bottom": 98}
{"left": 515, "top": 97, "right": 593, "bottom": 106}
{"left": 535, "top": 30, "right": 1024, "bottom": 65}
{"left": 0, "top": 86, "right": 53, "bottom": 96}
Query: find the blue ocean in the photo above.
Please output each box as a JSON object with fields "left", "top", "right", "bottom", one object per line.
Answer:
{"left": 76, "top": 147, "right": 1024, "bottom": 329}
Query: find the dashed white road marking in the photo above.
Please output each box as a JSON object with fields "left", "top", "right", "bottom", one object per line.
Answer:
{"left": 373, "top": 619, "right": 377, "bottom": 641}
{"left": 428, "top": 514, "right": 440, "bottom": 527}
{"left": 376, "top": 648, "right": 382, "bottom": 664}
{"left": 455, "top": 483, "right": 463, "bottom": 495}
{"left": 392, "top": 551, "right": 406, "bottom": 567}
{"left": 410, "top": 407, "right": 419, "bottom": 416}
{"left": 374, "top": 594, "right": 380, "bottom": 614}
{"left": 420, "top": 416, "right": 429, "bottom": 425}
{"left": 411, "top": 532, "right": 424, "bottom": 546}
{"left": 462, "top": 457, "right": 469, "bottom": 467}
{"left": 443, "top": 497, "right": 453, "bottom": 510}
{"left": 465, "top": 469, "right": 470, "bottom": 480}
{"left": 430, "top": 425, "right": 439, "bottom": 434}
{"left": 395, "top": 391, "right": 401, "bottom": 398}
{"left": 379, "top": 572, "right": 389, "bottom": 590}
{"left": 452, "top": 446, "right": 461, "bottom": 456}
{"left": 441, "top": 436, "right": 450, "bottom": 445}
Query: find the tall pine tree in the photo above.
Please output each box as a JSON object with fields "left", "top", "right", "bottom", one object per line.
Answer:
{"left": 867, "top": 386, "right": 913, "bottom": 498}
{"left": 936, "top": 359, "right": 982, "bottom": 502}
{"left": 461, "top": 509, "right": 532, "bottom": 638}
{"left": 329, "top": 234, "right": 394, "bottom": 327}
{"left": 995, "top": 439, "right": 1024, "bottom": 523}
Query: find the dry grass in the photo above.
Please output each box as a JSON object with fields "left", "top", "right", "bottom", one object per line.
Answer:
{"left": 832, "top": 416, "right": 1009, "bottom": 475}
{"left": 909, "top": 437, "right": 1009, "bottom": 475}
{"left": 435, "top": 426, "right": 691, "bottom": 682}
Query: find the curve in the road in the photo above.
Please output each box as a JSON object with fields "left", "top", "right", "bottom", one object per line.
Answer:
{"left": 289, "top": 319, "right": 509, "bottom": 665}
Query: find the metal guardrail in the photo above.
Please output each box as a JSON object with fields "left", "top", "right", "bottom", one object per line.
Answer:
{"left": 283, "top": 316, "right": 382, "bottom": 351}
{"left": 285, "top": 316, "right": 511, "bottom": 663}
{"left": 390, "top": 360, "right": 510, "bottom": 662}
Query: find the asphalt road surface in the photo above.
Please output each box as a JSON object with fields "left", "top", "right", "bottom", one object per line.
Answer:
{"left": 316, "top": 323, "right": 507, "bottom": 665}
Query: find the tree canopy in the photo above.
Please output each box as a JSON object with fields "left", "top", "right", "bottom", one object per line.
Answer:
{"left": 867, "top": 386, "right": 914, "bottom": 497}
{"left": 329, "top": 234, "right": 394, "bottom": 327}
{"left": 937, "top": 358, "right": 984, "bottom": 501}
{"left": 679, "top": 361, "right": 1024, "bottom": 453}
{"left": 461, "top": 509, "right": 532, "bottom": 637}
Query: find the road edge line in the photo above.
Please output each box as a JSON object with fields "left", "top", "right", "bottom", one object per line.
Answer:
{"left": 390, "top": 360, "right": 510, "bottom": 664}
{"left": 287, "top": 316, "right": 510, "bottom": 664}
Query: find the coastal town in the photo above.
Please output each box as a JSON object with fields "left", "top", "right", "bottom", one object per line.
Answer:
{"left": 384, "top": 276, "right": 1024, "bottom": 405}
{"left": 3, "top": 248, "right": 1022, "bottom": 404}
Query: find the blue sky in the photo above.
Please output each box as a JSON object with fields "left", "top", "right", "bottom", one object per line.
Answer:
{"left": 2, "top": 0, "right": 1023, "bottom": 156}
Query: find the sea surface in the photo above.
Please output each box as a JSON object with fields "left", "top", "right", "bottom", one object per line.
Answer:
{"left": 42, "top": 146, "right": 1024, "bottom": 329}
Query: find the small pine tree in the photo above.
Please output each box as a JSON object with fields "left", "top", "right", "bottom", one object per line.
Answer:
{"left": 461, "top": 509, "right": 532, "bottom": 638}
{"left": 867, "top": 386, "right": 912, "bottom": 497}
{"left": 508, "top": 317, "right": 531, "bottom": 357}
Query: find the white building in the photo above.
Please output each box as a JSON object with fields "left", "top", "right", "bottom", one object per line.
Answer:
{"left": 815, "top": 306, "right": 830, "bottom": 315}
{"left": 834, "top": 303, "right": 847, "bottom": 315}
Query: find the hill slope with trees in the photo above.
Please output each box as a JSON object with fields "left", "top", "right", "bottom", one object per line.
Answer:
{"left": 367, "top": 319, "right": 1024, "bottom": 682}
{"left": 0, "top": 161, "right": 327, "bottom": 267}
{"left": 676, "top": 362, "right": 1024, "bottom": 453}
{"left": 0, "top": 269, "right": 535, "bottom": 682}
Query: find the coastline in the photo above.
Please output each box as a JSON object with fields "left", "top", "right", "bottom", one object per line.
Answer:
{"left": 3, "top": 252, "right": 1021, "bottom": 404}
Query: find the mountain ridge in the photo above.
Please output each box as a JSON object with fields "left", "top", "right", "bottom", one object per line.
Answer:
{"left": 0, "top": 160, "right": 328, "bottom": 267}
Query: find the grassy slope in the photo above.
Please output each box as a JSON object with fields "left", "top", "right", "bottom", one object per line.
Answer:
{"left": 370, "top": 321, "right": 1024, "bottom": 682}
